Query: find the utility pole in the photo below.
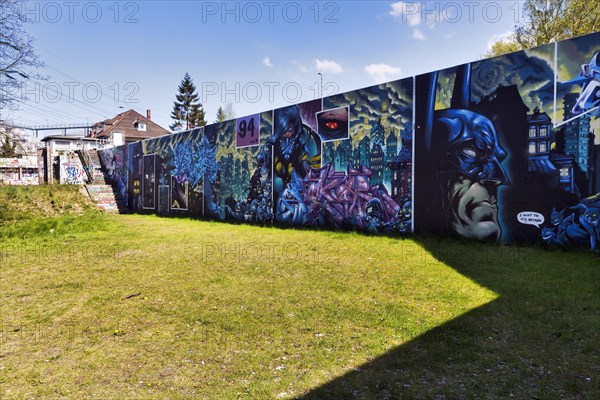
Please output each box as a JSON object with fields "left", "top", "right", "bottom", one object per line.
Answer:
{"left": 318, "top": 72, "right": 323, "bottom": 109}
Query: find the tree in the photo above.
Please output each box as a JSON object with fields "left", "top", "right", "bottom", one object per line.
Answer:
{"left": 223, "top": 103, "right": 236, "bottom": 120}
{"left": 0, "top": 125, "right": 31, "bottom": 156}
{"left": 170, "top": 73, "right": 206, "bottom": 132}
{"left": 215, "top": 106, "right": 226, "bottom": 123}
{"left": 0, "top": 133, "right": 17, "bottom": 158}
{"left": 485, "top": 0, "right": 600, "bottom": 58}
{"left": 214, "top": 102, "right": 237, "bottom": 123}
{"left": 484, "top": 35, "right": 522, "bottom": 59}
{"left": 0, "top": 0, "right": 44, "bottom": 109}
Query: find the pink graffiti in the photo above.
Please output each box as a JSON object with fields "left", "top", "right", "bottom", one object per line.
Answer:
{"left": 303, "top": 163, "right": 400, "bottom": 228}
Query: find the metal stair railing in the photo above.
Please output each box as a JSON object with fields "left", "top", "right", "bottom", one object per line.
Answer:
{"left": 76, "top": 138, "right": 95, "bottom": 184}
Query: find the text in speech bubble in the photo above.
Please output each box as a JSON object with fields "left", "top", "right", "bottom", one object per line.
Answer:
{"left": 517, "top": 211, "right": 545, "bottom": 229}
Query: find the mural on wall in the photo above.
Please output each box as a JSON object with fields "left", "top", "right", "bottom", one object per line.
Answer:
{"left": 142, "top": 154, "right": 156, "bottom": 209}
{"left": 539, "top": 32, "right": 600, "bottom": 251}
{"left": 226, "top": 112, "right": 273, "bottom": 224}
{"left": 415, "top": 41, "right": 557, "bottom": 243}
{"left": 98, "top": 146, "right": 128, "bottom": 207}
{"left": 414, "top": 31, "right": 599, "bottom": 252}
{"left": 236, "top": 113, "right": 261, "bottom": 148}
{"left": 127, "top": 141, "right": 143, "bottom": 211}
{"left": 98, "top": 32, "right": 599, "bottom": 252}
{"left": 202, "top": 121, "right": 229, "bottom": 219}
{"left": 171, "top": 176, "right": 188, "bottom": 210}
{"left": 139, "top": 128, "right": 206, "bottom": 216}
{"left": 316, "top": 106, "right": 350, "bottom": 142}
{"left": 270, "top": 100, "right": 322, "bottom": 225}
{"left": 320, "top": 79, "right": 413, "bottom": 233}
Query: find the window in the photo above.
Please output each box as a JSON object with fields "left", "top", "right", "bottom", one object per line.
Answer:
{"left": 560, "top": 168, "right": 569, "bottom": 177}
{"left": 134, "top": 122, "right": 147, "bottom": 131}
{"left": 528, "top": 142, "right": 536, "bottom": 154}
{"left": 539, "top": 127, "right": 547, "bottom": 136}
{"left": 539, "top": 142, "right": 547, "bottom": 152}
{"left": 529, "top": 127, "right": 536, "bottom": 138}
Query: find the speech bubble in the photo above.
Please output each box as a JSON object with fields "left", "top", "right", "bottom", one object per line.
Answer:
{"left": 517, "top": 211, "right": 545, "bottom": 229}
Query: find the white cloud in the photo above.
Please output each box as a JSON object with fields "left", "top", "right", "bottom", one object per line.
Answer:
{"left": 390, "top": 2, "right": 440, "bottom": 41}
{"left": 315, "top": 58, "right": 344, "bottom": 74}
{"left": 364, "top": 63, "right": 402, "bottom": 83}
{"left": 412, "top": 29, "right": 426, "bottom": 41}
{"left": 389, "top": 2, "right": 404, "bottom": 17}
{"left": 389, "top": 1, "right": 422, "bottom": 27}
{"left": 263, "top": 56, "right": 274, "bottom": 67}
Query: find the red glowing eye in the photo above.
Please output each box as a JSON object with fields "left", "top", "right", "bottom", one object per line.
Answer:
{"left": 325, "top": 121, "right": 339, "bottom": 130}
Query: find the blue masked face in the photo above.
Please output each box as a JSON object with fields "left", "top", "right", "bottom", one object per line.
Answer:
{"left": 435, "top": 109, "right": 509, "bottom": 184}
{"left": 274, "top": 107, "right": 302, "bottom": 162}
{"left": 280, "top": 135, "right": 296, "bottom": 162}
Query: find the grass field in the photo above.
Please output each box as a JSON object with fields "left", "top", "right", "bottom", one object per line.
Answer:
{"left": 0, "top": 186, "right": 599, "bottom": 399}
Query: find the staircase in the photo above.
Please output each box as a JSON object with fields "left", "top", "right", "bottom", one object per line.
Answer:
{"left": 85, "top": 184, "right": 127, "bottom": 213}
{"left": 87, "top": 151, "right": 106, "bottom": 183}
{"left": 80, "top": 147, "right": 128, "bottom": 213}
{"left": 76, "top": 140, "right": 105, "bottom": 184}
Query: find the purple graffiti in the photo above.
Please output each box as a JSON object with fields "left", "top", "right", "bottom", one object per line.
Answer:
{"left": 302, "top": 162, "right": 401, "bottom": 230}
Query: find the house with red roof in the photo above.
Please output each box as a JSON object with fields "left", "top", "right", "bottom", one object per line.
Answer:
{"left": 88, "top": 109, "right": 169, "bottom": 144}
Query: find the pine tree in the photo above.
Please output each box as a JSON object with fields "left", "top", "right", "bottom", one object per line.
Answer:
{"left": 215, "top": 103, "right": 236, "bottom": 123}
{"left": 170, "top": 73, "right": 206, "bottom": 131}
{"left": 215, "top": 106, "right": 227, "bottom": 123}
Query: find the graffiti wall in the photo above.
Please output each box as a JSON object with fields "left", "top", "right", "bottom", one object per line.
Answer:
{"left": 320, "top": 79, "right": 413, "bottom": 233}
{"left": 98, "top": 146, "right": 128, "bottom": 206}
{"left": 58, "top": 155, "right": 86, "bottom": 185}
{"left": 0, "top": 157, "right": 40, "bottom": 185}
{"left": 99, "top": 31, "right": 600, "bottom": 252}
{"left": 414, "top": 31, "right": 600, "bottom": 252}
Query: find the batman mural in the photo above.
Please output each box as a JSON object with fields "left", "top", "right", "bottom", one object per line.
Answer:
{"left": 415, "top": 64, "right": 509, "bottom": 240}
{"left": 415, "top": 33, "right": 600, "bottom": 252}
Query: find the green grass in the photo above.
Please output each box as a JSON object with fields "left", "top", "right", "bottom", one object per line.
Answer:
{"left": 0, "top": 189, "right": 598, "bottom": 399}
{"left": 0, "top": 185, "right": 104, "bottom": 240}
{"left": 0, "top": 185, "right": 95, "bottom": 221}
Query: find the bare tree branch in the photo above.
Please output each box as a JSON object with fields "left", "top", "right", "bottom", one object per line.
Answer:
{"left": 0, "top": 0, "right": 44, "bottom": 108}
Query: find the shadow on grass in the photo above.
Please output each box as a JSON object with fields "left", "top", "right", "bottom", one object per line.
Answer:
{"left": 297, "top": 236, "right": 600, "bottom": 400}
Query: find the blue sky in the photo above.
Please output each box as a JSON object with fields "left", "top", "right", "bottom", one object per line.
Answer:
{"left": 5, "top": 1, "right": 525, "bottom": 133}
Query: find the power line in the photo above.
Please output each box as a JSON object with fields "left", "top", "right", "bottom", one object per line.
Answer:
{"left": 14, "top": 100, "right": 73, "bottom": 124}
{"left": 20, "top": 79, "right": 118, "bottom": 117}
